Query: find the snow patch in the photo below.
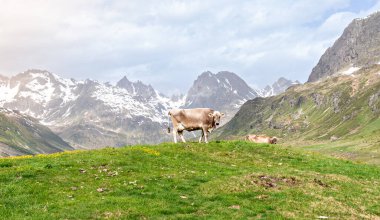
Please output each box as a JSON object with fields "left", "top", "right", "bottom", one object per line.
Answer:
{"left": 340, "top": 66, "right": 360, "bottom": 76}
{"left": 224, "top": 78, "right": 231, "bottom": 86}
{"left": 91, "top": 84, "right": 177, "bottom": 123}
{"left": 20, "top": 76, "right": 56, "bottom": 105}
{"left": 0, "top": 81, "right": 20, "bottom": 104}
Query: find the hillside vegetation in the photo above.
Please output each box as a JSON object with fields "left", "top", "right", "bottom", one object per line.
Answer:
{"left": 215, "top": 65, "right": 380, "bottom": 164}
{"left": 0, "top": 108, "right": 73, "bottom": 156}
{"left": 1, "top": 141, "right": 380, "bottom": 219}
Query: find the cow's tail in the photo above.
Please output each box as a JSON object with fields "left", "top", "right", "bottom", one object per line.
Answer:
{"left": 167, "top": 111, "right": 171, "bottom": 133}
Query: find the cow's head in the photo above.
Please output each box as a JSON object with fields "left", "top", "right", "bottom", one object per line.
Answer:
{"left": 270, "top": 137, "right": 278, "bottom": 144}
{"left": 208, "top": 111, "right": 225, "bottom": 127}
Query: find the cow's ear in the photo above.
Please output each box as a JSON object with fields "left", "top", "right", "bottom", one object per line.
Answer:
{"left": 221, "top": 113, "right": 225, "bottom": 117}
{"left": 208, "top": 113, "right": 213, "bottom": 118}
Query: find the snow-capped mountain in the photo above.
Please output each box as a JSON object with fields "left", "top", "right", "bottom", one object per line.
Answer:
{"left": 0, "top": 69, "right": 183, "bottom": 148}
{"left": 184, "top": 71, "right": 261, "bottom": 123}
{"left": 261, "top": 77, "right": 301, "bottom": 97}
{"left": 0, "top": 69, "right": 295, "bottom": 148}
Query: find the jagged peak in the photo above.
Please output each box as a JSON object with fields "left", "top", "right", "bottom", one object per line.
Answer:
{"left": 197, "top": 71, "right": 214, "bottom": 78}
{"left": 117, "top": 75, "right": 131, "bottom": 83}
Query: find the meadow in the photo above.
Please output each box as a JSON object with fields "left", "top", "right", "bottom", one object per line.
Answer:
{"left": 1, "top": 141, "right": 380, "bottom": 219}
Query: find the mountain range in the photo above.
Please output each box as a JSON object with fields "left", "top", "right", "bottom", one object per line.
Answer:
{"left": 4, "top": 11, "right": 379, "bottom": 155}
{"left": 0, "top": 68, "right": 295, "bottom": 151}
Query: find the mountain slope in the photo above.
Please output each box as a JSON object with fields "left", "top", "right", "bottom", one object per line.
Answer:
{"left": 1, "top": 141, "right": 379, "bottom": 219}
{"left": 0, "top": 108, "right": 73, "bottom": 156}
{"left": 308, "top": 11, "right": 380, "bottom": 82}
{"left": 215, "top": 12, "right": 380, "bottom": 163}
{"left": 215, "top": 64, "right": 380, "bottom": 163}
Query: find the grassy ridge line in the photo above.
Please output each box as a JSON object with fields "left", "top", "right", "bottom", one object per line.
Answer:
{"left": 1, "top": 141, "right": 380, "bottom": 219}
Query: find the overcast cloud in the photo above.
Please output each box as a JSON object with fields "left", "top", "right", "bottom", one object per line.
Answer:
{"left": 0, "top": 0, "right": 380, "bottom": 95}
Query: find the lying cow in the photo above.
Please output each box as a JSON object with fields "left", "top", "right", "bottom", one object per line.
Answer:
{"left": 245, "top": 134, "right": 278, "bottom": 144}
{"left": 168, "top": 108, "right": 225, "bottom": 143}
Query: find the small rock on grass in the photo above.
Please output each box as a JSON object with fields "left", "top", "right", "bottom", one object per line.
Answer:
{"left": 97, "top": 188, "right": 107, "bottom": 193}
{"left": 229, "top": 205, "right": 240, "bottom": 210}
{"left": 79, "top": 168, "right": 86, "bottom": 173}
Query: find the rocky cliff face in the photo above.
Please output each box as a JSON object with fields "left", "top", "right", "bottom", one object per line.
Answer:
{"left": 308, "top": 12, "right": 380, "bottom": 82}
{"left": 0, "top": 108, "right": 73, "bottom": 156}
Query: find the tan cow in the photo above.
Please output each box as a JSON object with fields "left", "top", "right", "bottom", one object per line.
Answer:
{"left": 168, "top": 108, "right": 225, "bottom": 143}
{"left": 245, "top": 134, "right": 278, "bottom": 144}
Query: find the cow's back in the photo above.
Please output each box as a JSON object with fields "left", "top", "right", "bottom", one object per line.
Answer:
{"left": 169, "top": 108, "right": 214, "bottom": 128}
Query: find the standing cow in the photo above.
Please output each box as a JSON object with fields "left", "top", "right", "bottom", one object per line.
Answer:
{"left": 168, "top": 108, "right": 225, "bottom": 143}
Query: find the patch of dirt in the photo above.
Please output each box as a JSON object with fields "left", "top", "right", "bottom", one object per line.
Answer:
{"left": 249, "top": 175, "right": 299, "bottom": 189}
{"left": 314, "top": 178, "right": 329, "bottom": 188}
{"left": 350, "top": 78, "right": 360, "bottom": 97}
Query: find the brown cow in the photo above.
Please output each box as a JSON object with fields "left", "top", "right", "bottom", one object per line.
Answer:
{"left": 245, "top": 134, "right": 278, "bottom": 144}
{"left": 168, "top": 108, "right": 225, "bottom": 143}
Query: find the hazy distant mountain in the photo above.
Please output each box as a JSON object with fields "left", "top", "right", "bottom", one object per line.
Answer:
{"left": 308, "top": 11, "right": 380, "bottom": 82}
{"left": 0, "top": 108, "right": 73, "bottom": 156}
{"left": 116, "top": 76, "right": 157, "bottom": 101}
{"left": 261, "top": 77, "right": 301, "bottom": 97}
{"left": 184, "top": 71, "right": 261, "bottom": 123}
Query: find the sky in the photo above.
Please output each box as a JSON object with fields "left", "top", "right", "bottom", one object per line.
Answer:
{"left": 0, "top": 0, "right": 380, "bottom": 95}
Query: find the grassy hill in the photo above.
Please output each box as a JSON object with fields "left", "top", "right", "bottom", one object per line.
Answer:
{"left": 214, "top": 65, "right": 380, "bottom": 164}
{"left": 1, "top": 141, "right": 380, "bottom": 219}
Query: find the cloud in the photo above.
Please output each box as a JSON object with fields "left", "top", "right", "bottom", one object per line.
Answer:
{"left": 0, "top": 0, "right": 379, "bottom": 95}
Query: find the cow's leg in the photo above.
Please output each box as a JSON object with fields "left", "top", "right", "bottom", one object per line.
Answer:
{"left": 173, "top": 128, "right": 178, "bottom": 143}
{"left": 203, "top": 128, "right": 209, "bottom": 143}
{"left": 178, "top": 131, "right": 186, "bottom": 143}
{"left": 199, "top": 130, "right": 204, "bottom": 143}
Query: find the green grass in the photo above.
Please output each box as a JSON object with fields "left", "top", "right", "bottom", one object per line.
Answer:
{"left": 1, "top": 141, "right": 380, "bottom": 219}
